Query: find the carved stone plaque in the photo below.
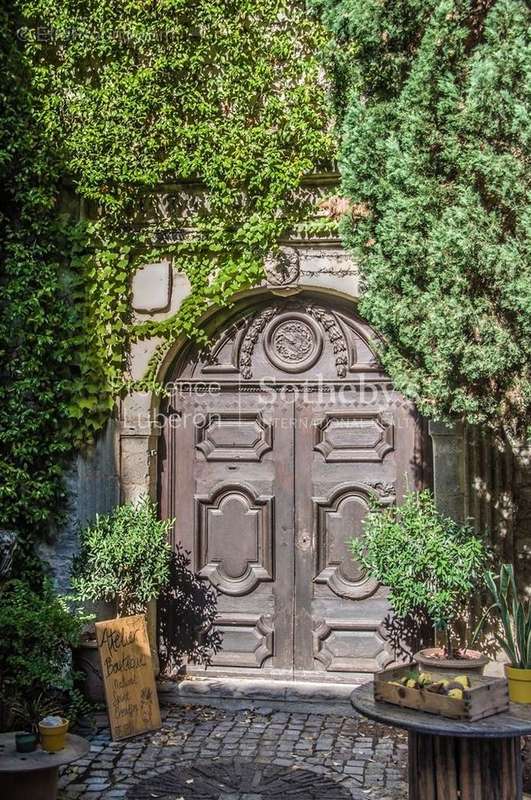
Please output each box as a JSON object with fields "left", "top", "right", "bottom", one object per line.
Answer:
{"left": 265, "top": 247, "right": 300, "bottom": 287}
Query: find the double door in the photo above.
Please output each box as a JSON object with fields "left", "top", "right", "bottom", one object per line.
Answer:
{"left": 161, "top": 384, "right": 419, "bottom": 681}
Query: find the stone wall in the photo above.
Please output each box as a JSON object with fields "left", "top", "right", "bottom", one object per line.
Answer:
{"left": 41, "top": 420, "right": 119, "bottom": 593}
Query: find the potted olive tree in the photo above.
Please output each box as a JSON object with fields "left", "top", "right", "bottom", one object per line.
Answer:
{"left": 351, "top": 489, "right": 489, "bottom": 674}
{"left": 476, "top": 564, "right": 531, "bottom": 703}
{"left": 71, "top": 496, "right": 172, "bottom": 701}
{"left": 71, "top": 496, "right": 220, "bottom": 701}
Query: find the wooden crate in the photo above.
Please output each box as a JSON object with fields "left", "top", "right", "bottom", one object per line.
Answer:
{"left": 374, "top": 663, "right": 509, "bottom": 722}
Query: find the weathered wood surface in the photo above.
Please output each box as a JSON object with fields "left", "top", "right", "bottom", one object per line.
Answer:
{"left": 0, "top": 733, "right": 89, "bottom": 800}
{"left": 96, "top": 614, "right": 161, "bottom": 741}
{"left": 0, "top": 732, "right": 89, "bottom": 773}
{"left": 375, "top": 664, "right": 509, "bottom": 721}
{"left": 352, "top": 682, "right": 531, "bottom": 738}
{"left": 408, "top": 732, "right": 522, "bottom": 800}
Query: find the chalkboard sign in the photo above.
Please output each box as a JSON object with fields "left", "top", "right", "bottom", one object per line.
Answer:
{"left": 95, "top": 614, "right": 161, "bottom": 741}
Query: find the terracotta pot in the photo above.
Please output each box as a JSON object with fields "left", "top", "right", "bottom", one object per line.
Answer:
{"left": 73, "top": 639, "right": 106, "bottom": 704}
{"left": 38, "top": 718, "right": 69, "bottom": 752}
{"left": 414, "top": 648, "right": 489, "bottom": 676}
{"left": 505, "top": 665, "right": 531, "bottom": 704}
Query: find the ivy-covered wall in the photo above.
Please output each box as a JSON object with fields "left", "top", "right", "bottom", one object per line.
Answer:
{"left": 1, "top": 1, "right": 335, "bottom": 575}
{"left": 5, "top": 0, "right": 527, "bottom": 595}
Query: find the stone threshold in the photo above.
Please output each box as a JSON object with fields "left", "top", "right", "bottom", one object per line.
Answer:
{"left": 158, "top": 676, "right": 361, "bottom": 715}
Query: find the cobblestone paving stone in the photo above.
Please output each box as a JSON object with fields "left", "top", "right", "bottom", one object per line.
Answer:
{"left": 58, "top": 705, "right": 408, "bottom": 800}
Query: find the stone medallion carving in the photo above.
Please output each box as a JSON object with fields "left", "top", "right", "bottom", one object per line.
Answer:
{"left": 265, "top": 246, "right": 300, "bottom": 286}
{"left": 264, "top": 313, "right": 323, "bottom": 373}
{"left": 273, "top": 320, "right": 313, "bottom": 362}
{"left": 238, "top": 302, "right": 349, "bottom": 379}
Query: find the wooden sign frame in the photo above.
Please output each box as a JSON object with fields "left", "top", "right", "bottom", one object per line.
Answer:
{"left": 95, "top": 614, "right": 161, "bottom": 741}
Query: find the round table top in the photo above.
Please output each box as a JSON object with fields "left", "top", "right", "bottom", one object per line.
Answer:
{"left": 351, "top": 682, "right": 531, "bottom": 739}
{"left": 0, "top": 732, "right": 89, "bottom": 773}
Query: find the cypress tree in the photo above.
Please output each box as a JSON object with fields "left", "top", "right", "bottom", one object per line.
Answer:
{"left": 315, "top": 0, "right": 530, "bottom": 444}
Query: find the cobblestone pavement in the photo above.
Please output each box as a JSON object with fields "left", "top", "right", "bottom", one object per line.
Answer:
{"left": 58, "top": 704, "right": 408, "bottom": 800}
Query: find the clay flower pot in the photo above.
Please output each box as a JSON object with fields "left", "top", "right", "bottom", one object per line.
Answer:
{"left": 38, "top": 718, "right": 69, "bottom": 752}
{"left": 505, "top": 665, "right": 531, "bottom": 704}
{"left": 73, "top": 638, "right": 106, "bottom": 704}
{"left": 414, "top": 648, "right": 489, "bottom": 677}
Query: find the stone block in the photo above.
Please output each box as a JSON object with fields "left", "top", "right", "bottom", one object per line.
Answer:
{"left": 132, "top": 260, "right": 172, "bottom": 313}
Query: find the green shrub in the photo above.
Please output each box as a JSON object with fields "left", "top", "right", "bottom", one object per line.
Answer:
{"left": 71, "top": 496, "right": 172, "bottom": 615}
{"left": 351, "top": 490, "right": 487, "bottom": 656}
{"left": 0, "top": 579, "right": 87, "bottom": 729}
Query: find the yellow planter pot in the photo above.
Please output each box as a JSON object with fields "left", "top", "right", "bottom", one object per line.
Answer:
{"left": 505, "top": 665, "right": 531, "bottom": 704}
{"left": 38, "top": 718, "right": 69, "bottom": 752}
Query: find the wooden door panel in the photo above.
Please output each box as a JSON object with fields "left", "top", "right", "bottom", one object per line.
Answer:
{"left": 313, "top": 482, "right": 390, "bottom": 600}
{"left": 295, "top": 390, "right": 420, "bottom": 680}
{"left": 163, "top": 391, "right": 294, "bottom": 675}
{"left": 208, "top": 613, "right": 274, "bottom": 668}
{"left": 195, "top": 483, "right": 274, "bottom": 594}
{"left": 196, "top": 412, "right": 273, "bottom": 461}
{"left": 313, "top": 613, "right": 393, "bottom": 673}
{"left": 314, "top": 411, "right": 394, "bottom": 462}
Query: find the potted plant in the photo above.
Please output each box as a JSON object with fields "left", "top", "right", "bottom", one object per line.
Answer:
{"left": 475, "top": 564, "right": 531, "bottom": 703}
{"left": 71, "top": 496, "right": 173, "bottom": 701}
{"left": 71, "top": 496, "right": 222, "bottom": 698}
{"left": 10, "top": 693, "right": 63, "bottom": 752}
{"left": 351, "top": 489, "right": 489, "bottom": 674}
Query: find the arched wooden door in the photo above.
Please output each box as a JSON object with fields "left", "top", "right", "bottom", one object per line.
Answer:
{"left": 159, "top": 294, "right": 428, "bottom": 682}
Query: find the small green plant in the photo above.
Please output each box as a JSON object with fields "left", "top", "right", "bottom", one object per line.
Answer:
{"left": 71, "top": 496, "right": 172, "bottom": 616}
{"left": 351, "top": 490, "right": 487, "bottom": 658}
{"left": 475, "top": 564, "right": 531, "bottom": 669}
{"left": 10, "top": 693, "right": 62, "bottom": 735}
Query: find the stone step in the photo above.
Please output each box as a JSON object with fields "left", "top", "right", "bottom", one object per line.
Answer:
{"left": 158, "top": 676, "right": 362, "bottom": 715}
